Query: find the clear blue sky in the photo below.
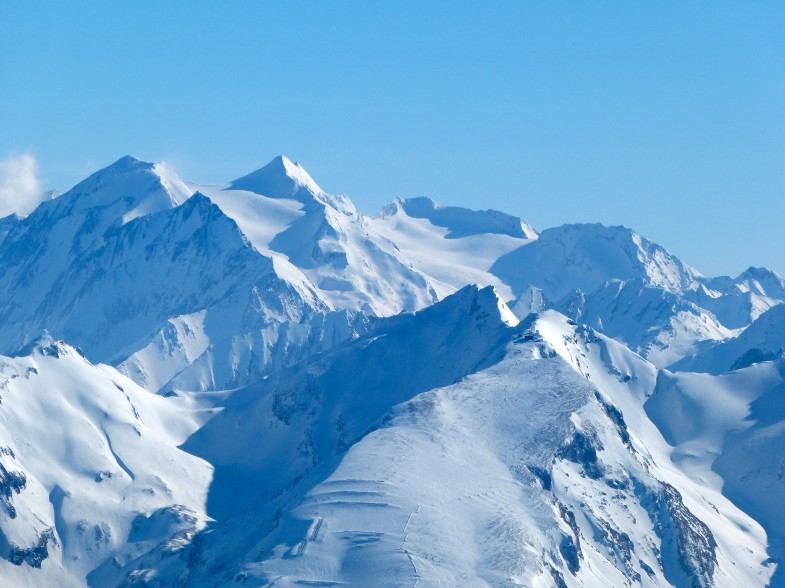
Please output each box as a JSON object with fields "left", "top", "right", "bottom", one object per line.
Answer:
{"left": 2, "top": 2, "right": 783, "bottom": 277}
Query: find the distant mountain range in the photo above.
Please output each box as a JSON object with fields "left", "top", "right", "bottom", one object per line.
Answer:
{"left": 0, "top": 155, "right": 783, "bottom": 587}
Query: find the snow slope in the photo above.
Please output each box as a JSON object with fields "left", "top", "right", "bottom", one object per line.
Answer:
{"left": 192, "top": 156, "right": 439, "bottom": 317}
{"left": 490, "top": 224, "right": 728, "bottom": 366}
{"left": 0, "top": 156, "right": 429, "bottom": 394}
{"left": 0, "top": 155, "right": 778, "bottom": 390}
{"left": 0, "top": 154, "right": 784, "bottom": 586}
{"left": 120, "top": 287, "right": 772, "bottom": 587}
{"left": 672, "top": 303, "right": 785, "bottom": 374}
{"left": 646, "top": 360, "right": 785, "bottom": 586}
{"left": 0, "top": 338, "right": 213, "bottom": 588}
{"left": 371, "top": 197, "right": 536, "bottom": 300}
{"left": 492, "top": 223, "right": 702, "bottom": 302}
{"left": 688, "top": 267, "right": 785, "bottom": 329}
{"left": 557, "top": 278, "right": 734, "bottom": 367}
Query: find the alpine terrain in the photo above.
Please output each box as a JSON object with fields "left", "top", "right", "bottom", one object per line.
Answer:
{"left": 0, "top": 155, "right": 783, "bottom": 587}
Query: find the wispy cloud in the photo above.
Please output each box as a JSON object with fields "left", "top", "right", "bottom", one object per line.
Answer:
{"left": 0, "top": 153, "right": 47, "bottom": 218}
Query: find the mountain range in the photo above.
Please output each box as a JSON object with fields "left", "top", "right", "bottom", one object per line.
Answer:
{"left": 0, "top": 155, "right": 783, "bottom": 587}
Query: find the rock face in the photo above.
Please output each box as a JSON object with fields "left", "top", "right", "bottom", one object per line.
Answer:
{"left": 0, "top": 155, "right": 783, "bottom": 586}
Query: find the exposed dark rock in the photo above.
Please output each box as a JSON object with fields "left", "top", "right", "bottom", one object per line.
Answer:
{"left": 0, "top": 462, "right": 27, "bottom": 518}
{"left": 556, "top": 502, "right": 582, "bottom": 574}
{"left": 271, "top": 380, "right": 319, "bottom": 425}
{"left": 559, "top": 534, "right": 580, "bottom": 574}
{"left": 8, "top": 528, "right": 57, "bottom": 568}
{"left": 548, "top": 563, "right": 569, "bottom": 588}
{"left": 557, "top": 429, "right": 604, "bottom": 479}
{"left": 594, "top": 391, "right": 631, "bottom": 446}
{"left": 640, "top": 558, "right": 656, "bottom": 577}
{"left": 730, "top": 347, "right": 782, "bottom": 371}
{"left": 598, "top": 520, "right": 639, "bottom": 582}
{"left": 527, "top": 465, "right": 552, "bottom": 491}
{"left": 641, "top": 480, "right": 717, "bottom": 588}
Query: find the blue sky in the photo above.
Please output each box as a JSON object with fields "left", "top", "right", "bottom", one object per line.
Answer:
{"left": 2, "top": 2, "right": 783, "bottom": 276}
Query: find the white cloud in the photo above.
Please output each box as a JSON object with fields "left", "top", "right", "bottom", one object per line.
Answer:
{"left": 0, "top": 153, "right": 46, "bottom": 218}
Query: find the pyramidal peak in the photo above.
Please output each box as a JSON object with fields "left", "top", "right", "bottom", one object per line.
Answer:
{"left": 69, "top": 155, "right": 192, "bottom": 203}
{"left": 7, "top": 155, "right": 195, "bottom": 235}
{"left": 229, "top": 155, "right": 324, "bottom": 200}
{"left": 104, "top": 154, "right": 148, "bottom": 172}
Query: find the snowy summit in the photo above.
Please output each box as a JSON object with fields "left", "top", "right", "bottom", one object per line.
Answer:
{"left": 0, "top": 155, "right": 783, "bottom": 587}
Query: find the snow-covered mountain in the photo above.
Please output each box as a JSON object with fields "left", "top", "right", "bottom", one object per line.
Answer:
{"left": 672, "top": 303, "right": 785, "bottom": 374}
{"left": 371, "top": 196, "right": 536, "bottom": 300}
{"left": 0, "top": 156, "right": 436, "bottom": 394}
{"left": 0, "top": 154, "right": 784, "bottom": 587}
{"left": 687, "top": 266, "right": 785, "bottom": 329}
{"left": 646, "top": 359, "right": 785, "bottom": 586}
{"left": 0, "top": 337, "right": 212, "bottom": 588}
{"left": 110, "top": 287, "right": 771, "bottom": 587}
{"left": 490, "top": 224, "right": 784, "bottom": 366}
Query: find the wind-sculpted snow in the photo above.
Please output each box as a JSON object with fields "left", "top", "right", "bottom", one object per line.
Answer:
{"left": 0, "top": 154, "right": 784, "bottom": 586}
{"left": 555, "top": 278, "right": 733, "bottom": 367}
{"left": 647, "top": 361, "right": 785, "bottom": 586}
{"left": 117, "top": 290, "right": 770, "bottom": 587}
{"left": 672, "top": 303, "right": 785, "bottom": 374}
{"left": 0, "top": 338, "right": 212, "bottom": 587}
{"left": 492, "top": 223, "right": 702, "bottom": 302}
{"left": 380, "top": 196, "right": 538, "bottom": 239}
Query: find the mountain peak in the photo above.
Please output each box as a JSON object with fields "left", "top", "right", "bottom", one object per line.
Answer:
{"left": 419, "top": 284, "right": 519, "bottom": 328}
{"left": 104, "top": 154, "right": 150, "bottom": 173}
{"left": 229, "top": 155, "right": 324, "bottom": 200}
{"left": 737, "top": 266, "right": 785, "bottom": 283}
{"left": 13, "top": 330, "right": 78, "bottom": 359}
{"left": 32, "top": 155, "right": 193, "bottom": 229}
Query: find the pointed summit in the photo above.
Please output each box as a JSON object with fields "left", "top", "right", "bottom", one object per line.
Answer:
{"left": 229, "top": 155, "right": 324, "bottom": 200}
{"left": 32, "top": 155, "right": 193, "bottom": 229}
{"left": 107, "top": 154, "right": 146, "bottom": 171}
{"left": 71, "top": 155, "right": 190, "bottom": 200}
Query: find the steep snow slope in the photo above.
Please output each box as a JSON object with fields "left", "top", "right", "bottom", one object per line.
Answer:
{"left": 688, "top": 267, "right": 785, "bottom": 329}
{"left": 121, "top": 287, "right": 771, "bottom": 587}
{"left": 492, "top": 223, "right": 702, "bottom": 302}
{"left": 0, "top": 157, "right": 410, "bottom": 394}
{"left": 558, "top": 278, "right": 734, "bottom": 367}
{"left": 0, "top": 157, "right": 193, "bottom": 355}
{"left": 491, "top": 224, "right": 756, "bottom": 366}
{"left": 371, "top": 197, "right": 536, "bottom": 300}
{"left": 1, "top": 153, "right": 784, "bottom": 586}
{"left": 0, "top": 338, "right": 213, "bottom": 588}
{"left": 672, "top": 303, "right": 785, "bottom": 374}
{"left": 0, "top": 214, "right": 21, "bottom": 246}
{"left": 488, "top": 223, "right": 784, "bottom": 359}
{"left": 0, "top": 186, "right": 352, "bottom": 395}
{"left": 192, "top": 156, "right": 439, "bottom": 317}
{"left": 646, "top": 360, "right": 785, "bottom": 586}
{"left": 0, "top": 155, "right": 777, "bottom": 390}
